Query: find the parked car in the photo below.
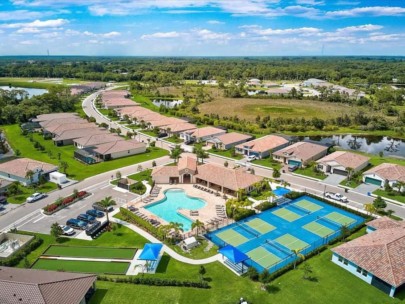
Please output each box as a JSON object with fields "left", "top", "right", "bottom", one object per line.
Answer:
{"left": 86, "top": 209, "right": 104, "bottom": 218}
{"left": 66, "top": 218, "right": 87, "bottom": 230}
{"left": 77, "top": 213, "right": 97, "bottom": 223}
{"left": 246, "top": 155, "right": 257, "bottom": 162}
{"left": 185, "top": 139, "right": 195, "bottom": 145}
{"left": 157, "top": 132, "right": 167, "bottom": 138}
{"left": 92, "top": 202, "right": 114, "bottom": 213}
{"left": 0, "top": 196, "right": 7, "bottom": 204}
{"left": 288, "top": 165, "right": 299, "bottom": 172}
{"left": 59, "top": 225, "right": 75, "bottom": 236}
{"left": 26, "top": 192, "right": 47, "bottom": 203}
{"left": 325, "top": 192, "right": 348, "bottom": 203}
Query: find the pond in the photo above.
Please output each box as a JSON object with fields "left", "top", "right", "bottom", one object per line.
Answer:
{"left": 0, "top": 86, "right": 48, "bottom": 98}
{"left": 299, "top": 135, "right": 405, "bottom": 158}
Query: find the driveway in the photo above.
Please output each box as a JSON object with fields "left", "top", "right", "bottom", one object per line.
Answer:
{"left": 323, "top": 174, "right": 347, "bottom": 186}
{"left": 354, "top": 183, "right": 380, "bottom": 196}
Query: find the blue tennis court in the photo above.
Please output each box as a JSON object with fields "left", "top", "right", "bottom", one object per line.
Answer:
{"left": 207, "top": 195, "right": 365, "bottom": 273}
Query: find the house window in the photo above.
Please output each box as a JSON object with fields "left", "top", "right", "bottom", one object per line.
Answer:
{"left": 356, "top": 266, "right": 362, "bottom": 273}
{"left": 343, "top": 259, "right": 348, "bottom": 265}
{"left": 128, "top": 150, "right": 130, "bottom": 154}
{"left": 338, "top": 256, "right": 343, "bottom": 262}
{"left": 362, "top": 269, "right": 368, "bottom": 277}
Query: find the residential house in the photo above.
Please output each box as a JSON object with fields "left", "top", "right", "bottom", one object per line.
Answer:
{"left": 160, "top": 122, "right": 197, "bottom": 136}
{"left": 53, "top": 127, "right": 108, "bottom": 146}
{"left": 0, "top": 158, "right": 58, "bottom": 186}
{"left": 39, "top": 117, "right": 85, "bottom": 129}
{"left": 0, "top": 266, "right": 97, "bottom": 304}
{"left": 182, "top": 126, "right": 226, "bottom": 143}
{"left": 362, "top": 163, "right": 405, "bottom": 188}
{"left": 316, "top": 151, "right": 370, "bottom": 175}
{"left": 266, "top": 87, "right": 292, "bottom": 95}
{"left": 152, "top": 156, "right": 263, "bottom": 196}
{"left": 70, "top": 82, "right": 105, "bottom": 95}
{"left": 73, "top": 133, "right": 122, "bottom": 149}
{"left": 32, "top": 112, "right": 79, "bottom": 123}
{"left": 44, "top": 122, "right": 96, "bottom": 137}
{"left": 302, "top": 78, "right": 331, "bottom": 87}
{"left": 235, "top": 135, "right": 289, "bottom": 159}
{"left": 332, "top": 217, "right": 405, "bottom": 297}
{"left": 207, "top": 132, "right": 253, "bottom": 150}
{"left": 273, "top": 141, "right": 328, "bottom": 167}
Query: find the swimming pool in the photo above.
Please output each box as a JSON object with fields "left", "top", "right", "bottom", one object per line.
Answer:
{"left": 145, "top": 189, "right": 206, "bottom": 231}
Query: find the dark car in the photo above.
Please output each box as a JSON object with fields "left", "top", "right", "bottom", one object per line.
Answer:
{"left": 157, "top": 132, "right": 167, "bottom": 138}
{"left": 92, "top": 203, "right": 114, "bottom": 213}
{"left": 86, "top": 209, "right": 105, "bottom": 218}
{"left": 77, "top": 213, "right": 97, "bottom": 223}
{"left": 66, "top": 218, "right": 87, "bottom": 230}
{"left": 0, "top": 196, "right": 7, "bottom": 204}
{"left": 288, "top": 165, "right": 299, "bottom": 172}
{"left": 185, "top": 139, "right": 195, "bottom": 145}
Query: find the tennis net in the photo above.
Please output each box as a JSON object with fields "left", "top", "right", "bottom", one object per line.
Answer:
{"left": 235, "top": 222, "right": 259, "bottom": 238}
{"left": 288, "top": 203, "right": 311, "bottom": 215}
{"left": 264, "top": 240, "right": 292, "bottom": 256}
{"left": 317, "top": 216, "right": 342, "bottom": 228}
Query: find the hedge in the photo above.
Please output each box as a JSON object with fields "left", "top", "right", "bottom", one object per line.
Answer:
{"left": 43, "top": 191, "right": 90, "bottom": 215}
{"left": 97, "top": 275, "right": 209, "bottom": 289}
{"left": 255, "top": 201, "right": 276, "bottom": 211}
{"left": 0, "top": 235, "right": 43, "bottom": 267}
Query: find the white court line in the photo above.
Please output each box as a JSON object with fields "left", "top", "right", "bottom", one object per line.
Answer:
{"left": 32, "top": 215, "right": 46, "bottom": 223}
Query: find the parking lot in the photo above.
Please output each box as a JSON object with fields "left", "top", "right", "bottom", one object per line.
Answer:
{"left": 17, "top": 184, "right": 137, "bottom": 236}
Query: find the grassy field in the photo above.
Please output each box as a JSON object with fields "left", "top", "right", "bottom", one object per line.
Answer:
{"left": 8, "top": 182, "right": 57, "bottom": 204}
{"left": 252, "top": 158, "right": 282, "bottom": 170}
{"left": 373, "top": 189, "right": 405, "bottom": 204}
{"left": 127, "top": 169, "right": 152, "bottom": 182}
{"left": 0, "top": 77, "right": 89, "bottom": 88}
{"left": 43, "top": 245, "right": 137, "bottom": 259}
{"left": 89, "top": 229, "right": 405, "bottom": 304}
{"left": 1, "top": 124, "right": 168, "bottom": 180}
{"left": 32, "top": 259, "right": 130, "bottom": 274}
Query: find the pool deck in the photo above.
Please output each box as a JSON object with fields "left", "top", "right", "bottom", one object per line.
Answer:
{"left": 129, "top": 184, "right": 230, "bottom": 231}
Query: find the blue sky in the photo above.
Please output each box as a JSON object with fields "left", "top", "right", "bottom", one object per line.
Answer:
{"left": 0, "top": 0, "right": 404, "bottom": 56}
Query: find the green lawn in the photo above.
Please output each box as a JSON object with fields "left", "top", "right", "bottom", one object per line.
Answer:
{"left": 139, "top": 129, "right": 158, "bottom": 137}
{"left": 207, "top": 149, "right": 243, "bottom": 160}
{"left": 339, "top": 178, "right": 362, "bottom": 189}
{"left": 373, "top": 189, "right": 405, "bottom": 204}
{"left": 32, "top": 259, "right": 130, "bottom": 274}
{"left": 295, "top": 166, "right": 327, "bottom": 180}
{"left": 8, "top": 182, "right": 57, "bottom": 204}
{"left": 43, "top": 245, "right": 137, "bottom": 259}
{"left": 2, "top": 124, "right": 168, "bottom": 181}
{"left": 165, "top": 137, "right": 183, "bottom": 144}
{"left": 17, "top": 224, "right": 148, "bottom": 267}
{"left": 252, "top": 158, "right": 282, "bottom": 170}
{"left": 127, "top": 169, "right": 152, "bottom": 182}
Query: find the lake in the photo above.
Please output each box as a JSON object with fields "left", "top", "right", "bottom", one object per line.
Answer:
{"left": 0, "top": 86, "right": 48, "bottom": 97}
{"left": 300, "top": 134, "right": 405, "bottom": 158}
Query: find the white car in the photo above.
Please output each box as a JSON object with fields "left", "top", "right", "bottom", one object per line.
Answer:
{"left": 325, "top": 192, "right": 348, "bottom": 203}
{"left": 246, "top": 155, "right": 257, "bottom": 162}
{"left": 26, "top": 192, "right": 46, "bottom": 203}
{"left": 59, "top": 225, "right": 75, "bottom": 236}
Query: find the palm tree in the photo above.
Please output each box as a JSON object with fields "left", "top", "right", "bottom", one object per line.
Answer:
{"left": 386, "top": 209, "right": 395, "bottom": 218}
{"left": 25, "top": 170, "right": 35, "bottom": 184}
{"left": 59, "top": 161, "right": 69, "bottom": 174}
{"left": 170, "top": 145, "right": 182, "bottom": 164}
{"left": 99, "top": 196, "right": 116, "bottom": 223}
{"left": 340, "top": 224, "right": 350, "bottom": 242}
{"left": 191, "top": 219, "right": 204, "bottom": 236}
{"left": 345, "top": 167, "right": 354, "bottom": 182}
{"left": 364, "top": 203, "right": 377, "bottom": 216}
{"left": 169, "top": 222, "right": 183, "bottom": 240}
{"left": 395, "top": 181, "right": 404, "bottom": 194}
{"left": 292, "top": 249, "right": 305, "bottom": 269}
{"left": 237, "top": 188, "right": 246, "bottom": 201}
{"left": 158, "top": 224, "right": 171, "bottom": 241}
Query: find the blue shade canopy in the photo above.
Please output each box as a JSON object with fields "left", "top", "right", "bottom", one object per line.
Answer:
{"left": 273, "top": 187, "right": 291, "bottom": 197}
{"left": 138, "top": 243, "right": 163, "bottom": 261}
{"left": 219, "top": 245, "right": 249, "bottom": 264}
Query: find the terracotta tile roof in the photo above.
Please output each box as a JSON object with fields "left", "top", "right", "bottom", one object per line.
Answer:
{"left": 316, "top": 151, "right": 370, "bottom": 169}
{"left": 116, "top": 106, "right": 146, "bottom": 116}
{"left": 273, "top": 141, "right": 328, "bottom": 162}
{"left": 0, "top": 158, "right": 57, "bottom": 178}
{"left": 214, "top": 132, "right": 252, "bottom": 146}
{"left": 148, "top": 117, "right": 185, "bottom": 128}
{"left": 103, "top": 98, "right": 139, "bottom": 108}
{"left": 0, "top": 266, "right": 96, "bottom": 304}
{"left": 32, "top": 113, "right": 78, "bottom": 122}
{"left": 39, "top": 117, "right": 85, "bottom": 128}
{"left": 367, "top": 216, "right": 404, "bottom": 230}
{"left": 53, "top": 128, "right": 108, "bottom": 142}
{"left": 152, "top": 166, "right": 179, "bottom": 177}
{"left": 161, "top": 122, "right": 197, "bottom": 133}
{"left": 195, "top": 163, "right": 263, "bottom": 191}
{"left": 235, "top": 135, "right": 289, "bottom": 153}
{"left": 92, "top": 139, "right": 146, "bottom": 155}
{"left": 190, "top": 127, "right": 225, "bottom": 139}
{"left": 45, "top": 122, "right": 95, "bottom": 135}
{"left": 332, "top": 223, "right": 405, "bottom": 287}
{"left": 178, "top": 157, "right": 197, "bottom": 172}
{"left": 73, "top": 133, "right": 122, "bottom": 147}
{"left": 101, "top": 90, "right": 129, "bottom": 98}
{"left": 364, "top": 163, "right": 405, "bottom": 183}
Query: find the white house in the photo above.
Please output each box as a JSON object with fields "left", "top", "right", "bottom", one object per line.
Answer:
{"left": 362, "top": 163, "right": 405, "bottom": 188}
{"left": 316, "top": 151, "right": 370, "bottom": 176}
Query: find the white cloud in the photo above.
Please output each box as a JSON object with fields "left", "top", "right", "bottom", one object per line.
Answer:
{"left": 326, "top": 6, "right": 405, "bottom": 18}
{"left": 3, "top": 19, "right": 68, "bottom": 29}
{"left": 296, "top": 0, "right": 324, "bottom": 5}
{"left": 207, "top": 20, "right": 224, "bottom": 24}
{"left": 194, "top": 29, "right": 231, "bottom": 40}
{"left": 141, "top": 31, "right": 182, "bottom": 39}
{"left": 241, "top": 25, "right": 322, "bottom": 36}
{"left": 337, "top": 24, "right": 383, "bottom": 33}
{"left": 16, "top": 27, "right": 41, "bottom": 33}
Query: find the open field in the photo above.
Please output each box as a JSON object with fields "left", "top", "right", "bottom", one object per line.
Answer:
{"left": 1, "top": 124, "right": 169, "bottom": 181}
{"left": 32, "top": 259, "right": 130, "bottom": 274}
{"left": 43, "top": 245, "right": 137, "bottom": 259}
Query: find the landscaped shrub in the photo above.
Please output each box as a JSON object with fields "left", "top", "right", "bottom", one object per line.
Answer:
{"left": 255, "top": 201, "right": 276, "bottom": 211}
{"left": 97, "top": 275, "right": 209, "bottom": 289}
{"left": 0, "top": 235, "right": 43, "bottom": 267}
{"left": 43, "top": 191, "right": 90, "bottom": 215}
{"left": 225, "top": 198, "right": 256, "bottom": 221}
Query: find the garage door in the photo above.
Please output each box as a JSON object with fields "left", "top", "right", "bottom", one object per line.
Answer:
{"left": 288, "top": 160, "right": 302, "bottom": 167}
{"left": 365, "top": 177, "right": 382, "bottom": 186}
{"left": 332, "top": 169, "right": 348, "bottom": 176}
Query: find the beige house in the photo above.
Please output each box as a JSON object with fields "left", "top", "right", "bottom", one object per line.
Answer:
{"left": 273, "top": 141, "right": 328, "bottom": 167}
{"left": 207, "top": 132, "right": 252, "bottom": 150}
{"left": 362, "top": 163, "right": 405, "bottom": 188}
{"left": 182, "top": 127, "right": 226, "bottom": 143}
{"left": 160, "top": 122, "right": 197, "bottom": 136}
{"left": 235, "top": 135, "right": 289, "bottom": 159}
{"left": 316, "top": 151, "right": 370, "bottom": 176}
{"left": 91, "top": 139, "right": 147, "bottom": 161}
{"left": 53, "top": 127, "right": 109, "bottom": 146}
{"left": 32, "top": 112, "right": 78, "bottom": 123}
{"left": 73, "top": 133, "right": 122, "bottom": 149}
{"left": 152, "top": 157, "right": 263, "bottom": 196}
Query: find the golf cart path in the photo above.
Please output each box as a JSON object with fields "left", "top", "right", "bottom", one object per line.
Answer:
{"left": 111, "top": 217, "right": 221, "bottom": 265}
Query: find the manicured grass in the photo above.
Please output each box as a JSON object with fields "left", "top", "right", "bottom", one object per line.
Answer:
{"left": 2, "top": 124, "right": 168, "bottom": 181}
{"left": 295, "top": 166, "right": 327, "bottom": 180}
{"left": 127, "top": 169, "right": 152, "bottom": 182}
{"left": 43, "top": 245, "right": 137, "bottom": 259}
{"left": 90, "top": 232, "right": 405, "bottom": 304}
{"left": 32, "top": 259, "right": 130, "bottom": 274}
{"left": 252, "top": 158, "right": 282, "bottom": 170}
{"left": 139, "top": 129, "right": 158, "bottom": 137}
{"left": 169, "top": 236, "right": 218, "bottom": 260}
{"left": 339, "top": 178, "right": 362, "bottom": 189}
{"left": 17, "top": 224, "right": 148, "bottom": 268}
{"left": 373, "top": 189, "right": 405, "bottom": 204}
{"left": 165, "top": 136, "right": 183, "bottom": 144}
{"left": 207, "top": 149, "right": 243, "bottom": 160}
{"left": 7, "top": 182, "right": 57, "bottom": 204}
